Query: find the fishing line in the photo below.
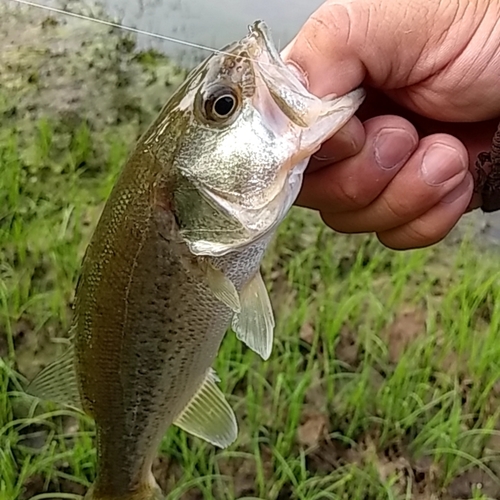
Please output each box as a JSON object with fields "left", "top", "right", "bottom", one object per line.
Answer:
{"left": 9, "top": 0, "right": 224, "bottom": 54}
{"left": 9, "top": 1, "right": 292, "bottom": 77}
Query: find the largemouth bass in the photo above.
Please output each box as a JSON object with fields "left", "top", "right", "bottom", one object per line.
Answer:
{"left": 27, "top": 21, "right": 364, "bottom": 500}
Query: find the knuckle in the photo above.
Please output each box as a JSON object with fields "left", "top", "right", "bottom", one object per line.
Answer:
{"left": 378, "top": 194, "right": 412, "bottom": 224}
{"left": 336, "top": 178, "right": 370, "bottom": 210}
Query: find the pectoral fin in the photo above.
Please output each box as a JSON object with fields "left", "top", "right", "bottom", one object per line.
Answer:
{"left": 174, "top": 368, "right": 237, "bottom": 448}
{"left": 203, "top": 262, "right": 240, "bottom": 313}
{"left": 26, "top": 344, "right": 82, "bottom": 410}
{"left": 231, "top": 271, "right": 275, "bottom": 360}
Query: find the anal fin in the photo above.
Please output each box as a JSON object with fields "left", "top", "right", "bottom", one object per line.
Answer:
{"left": 231, "top": 271, "right": 275, "bottom": 360}
{"left": 26, "top": 344, "right": 82, "bottom": 410}
{"left": 174, "top": 368, "right": 237, "bottom": 448}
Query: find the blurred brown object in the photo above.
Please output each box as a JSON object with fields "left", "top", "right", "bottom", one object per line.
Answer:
{"left": 476, "top": 122, "right": 500, "bottom": 212}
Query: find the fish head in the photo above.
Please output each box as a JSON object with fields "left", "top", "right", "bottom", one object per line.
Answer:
{"left": 149, "top": 21, "right": 365, "bottom": 256}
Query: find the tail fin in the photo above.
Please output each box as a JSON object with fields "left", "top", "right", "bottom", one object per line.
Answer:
{"left": 84, "top": 481, "right": 164, "bottom": 500}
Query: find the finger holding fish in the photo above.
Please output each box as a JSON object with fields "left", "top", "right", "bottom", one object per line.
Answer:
{"left": 309, "top": 117, "right": 366, "bottom": 172}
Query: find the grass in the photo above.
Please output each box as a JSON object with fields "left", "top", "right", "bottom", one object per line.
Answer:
{"left": 2, "top": 108, "right": 500, "bottom": 500}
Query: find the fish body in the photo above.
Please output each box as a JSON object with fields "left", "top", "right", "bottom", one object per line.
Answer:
{"left": 27, "top": 21, "right": 365, "bottom": 500}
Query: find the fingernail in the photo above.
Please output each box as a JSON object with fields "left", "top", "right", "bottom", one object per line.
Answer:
{"left": 285, "top": 61, "right": 309, "bottom": 88}
{"left": 421, "top": 143, "right": 465, "bottom": 186}
{"left": 313, "top": 152, "right": 336, "bottom": 162}
{"left": 374, "top": 128, "right": 416, "bottom": 170}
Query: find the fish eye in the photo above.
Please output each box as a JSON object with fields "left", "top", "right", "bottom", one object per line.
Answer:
{"left": 213, "top": 95, "right": 236, "bottom": 118}
{"left": 202, "top": 86, "right": 241, "bottom": 124}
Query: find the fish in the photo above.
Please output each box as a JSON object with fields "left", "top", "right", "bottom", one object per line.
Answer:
{"left": 26, "top": 20, "right": 365, "bottom": 500}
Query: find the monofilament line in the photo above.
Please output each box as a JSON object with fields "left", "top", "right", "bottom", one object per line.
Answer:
{"left": 10, "top": 0, "right": 280, "bottom": 70}
{"left": 9, "top": 0, "right": 220, "bottom": 53}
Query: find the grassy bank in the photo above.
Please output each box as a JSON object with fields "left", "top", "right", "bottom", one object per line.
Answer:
{"left": 2, "top": 5, "right": 500, "bottom": 500}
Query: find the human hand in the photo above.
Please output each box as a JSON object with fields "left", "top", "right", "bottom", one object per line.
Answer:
{"left": 283, "top": 0, "right": 500, "bottom": 249}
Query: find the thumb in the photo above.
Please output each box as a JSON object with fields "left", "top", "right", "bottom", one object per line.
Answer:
{"left": 281, "top": 0, "right": 479, "bottom": 99}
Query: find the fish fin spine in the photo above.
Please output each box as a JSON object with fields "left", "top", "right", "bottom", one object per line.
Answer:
{"left": 25, "top": 343, "right": 83, "bottom": 410}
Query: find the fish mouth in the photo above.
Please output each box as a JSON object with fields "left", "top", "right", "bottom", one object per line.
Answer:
{"left": 227, "top": 20, "right": 272, "bottom": 61}
{"left": 245, "top": 21, "right": 326, "bottom": 129}
{"left": 243, "top": 21, "right": 275, "bottom": 59}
